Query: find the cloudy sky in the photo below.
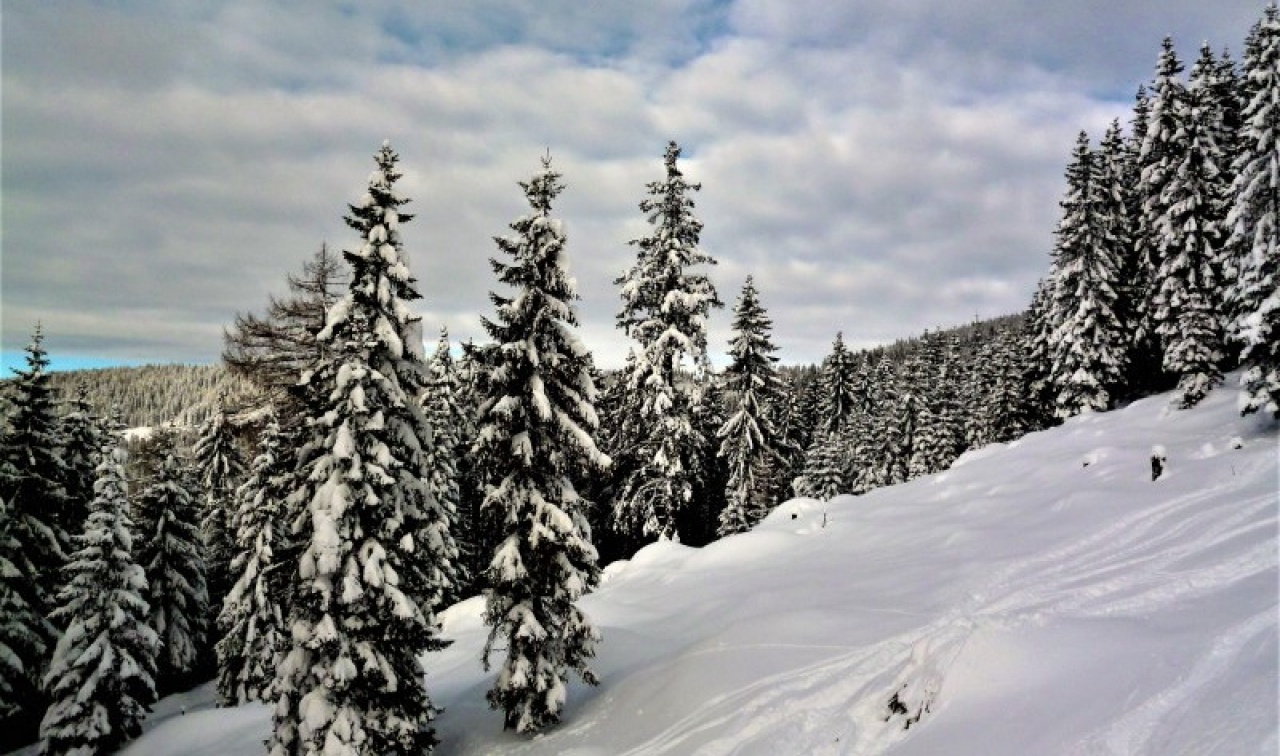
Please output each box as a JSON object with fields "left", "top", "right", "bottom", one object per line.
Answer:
{"left": 2, "top": 1, "right": 1265, "bottom": 372}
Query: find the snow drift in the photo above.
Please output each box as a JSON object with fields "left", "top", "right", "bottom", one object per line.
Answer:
{"left": 110, "top": 380, "right": 1276, "bottom": 755}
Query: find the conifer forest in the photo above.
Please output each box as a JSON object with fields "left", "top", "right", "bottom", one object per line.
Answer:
{"left": 1, "top": 8, "right": 1278, "bottom": 755}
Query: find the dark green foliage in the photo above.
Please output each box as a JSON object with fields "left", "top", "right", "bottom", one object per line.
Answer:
{"left": 474, "top": 156, "right": 606, "bottom": 733}
{"left": 39, "top": 441, "right": 159, "bottom": 756}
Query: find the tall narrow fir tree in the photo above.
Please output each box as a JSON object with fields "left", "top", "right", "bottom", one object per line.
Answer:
{"left": 613, "top": 142, "right": 722, "bottom": 545}
{"left": 473, "top": 156, "right": 608, "bottom": 733}
{"left": 270, "top": 143, "right": 457, "bottom": 755}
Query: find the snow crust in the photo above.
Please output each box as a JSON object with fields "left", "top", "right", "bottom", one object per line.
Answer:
{"left": 106, "top": 378, "right": 1276, "bottom": 756}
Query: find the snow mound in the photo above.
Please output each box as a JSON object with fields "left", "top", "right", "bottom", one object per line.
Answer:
{"left": 114, "top": 379, "right": 1277, "bottom": 756}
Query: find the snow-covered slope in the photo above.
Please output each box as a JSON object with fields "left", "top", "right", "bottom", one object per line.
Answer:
{"left": 120, "top": 382, "right": 1277, "bottom": 755}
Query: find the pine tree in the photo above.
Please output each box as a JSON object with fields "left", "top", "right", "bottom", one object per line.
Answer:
{"left": 39, "top": 440, "right": 159, "bottom": 756}
{"left": 1149, "top": 39, "right": 1228, "bottom": 408}
{"left": 716, "top": 277, "right": 784, "bottom": 537}
{"left": 216, "top": 419, "right": 290, "bottom": 705}
{"left": 473, "top": 156, "right": 607, "bottom": 733}
{"left": 613, "top": 142, "right": 722, "bottom": 545}
{"left": 192, "top": 398, "right": 247, "bottom": 621}
{"left": 1228, "top": 4, "right": 1280, "bottom": 417}
{"left": 1046, "top": 131, "right": 1129, "bottom": 416}
{"left": 270, "top": 142, "right": 457, "bottom": 756}
{"left": 136, "top": 444, "right": 208, "bottom": 693}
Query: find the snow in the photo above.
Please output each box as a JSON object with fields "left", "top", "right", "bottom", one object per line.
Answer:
{"left": 45, "top": 378, "right": 1274, "bottom": 756}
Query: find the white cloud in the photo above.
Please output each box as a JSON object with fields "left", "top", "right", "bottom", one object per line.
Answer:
{"left": 2, "top": 0, "right": 1265, "bottom": 368}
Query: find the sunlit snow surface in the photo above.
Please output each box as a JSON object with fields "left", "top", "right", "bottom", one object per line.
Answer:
{"left": 115, "top": 381, "right": 1275, "bottom": 755}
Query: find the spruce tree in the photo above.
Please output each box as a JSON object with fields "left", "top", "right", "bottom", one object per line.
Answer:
{"left": 1189, "top": 44, "right": 1238, "bottom": 341}
{"left": 1228, "top": 3, "right": 1280, "bottom": 417}
{"left": 983, "top": 323, "right": 1038, "bottom": 444}
{"left": 716, "top": 277, "right": 784, "bottom": 537}
{"left": 613, "top": 142, "right": 722, "bottom": 544}
{"left": 0, "top": 492, "right": 50, "bottom": 739}
{"left": 422, "top": 328, "right": 473, "bottom": 602}
{"left": 1046, "top": 131, "right": 1129, "bottom": 416}
{"left": 911, "top": 335, "right": 964, "bottom": 474}
{"left": 39, "top": 440, "right": 159, "bottom": 756}
{"left": 819, "top": 332, "right": 859, "bottom": 434}
{"left": 216, "top": 419, "right": 289, "bottom": 706}
{"left": 849, "top": 355, "right": 895, "bottom": 493}
{"left": 1022, "top": 281, "right": 1059, "bottom": 428}
{"left": 270, "top": 142, "right": 457, "bottom": 756}
{"left": 1149, "top": 40, "right": 1228, "bottom": 408}
{"left": 136, "top": 445, "right": 208, "bottom": 693}
{"left": 59, "top": 387, "right": 104, "bottom": 539}
{"left": 0, "top": 327, "right": 68, "bottom": 739}
{"left": 473, "top": 156, "right": 607, "bottom": 733}
{"left": 1125, "top": 86, "right": 1169, "bottom": 396}
{"left": 793, "top": 433, "right": 846, "bottom": 501}
{"left": 192, "top": 398, "right": 247, "bottom": 620}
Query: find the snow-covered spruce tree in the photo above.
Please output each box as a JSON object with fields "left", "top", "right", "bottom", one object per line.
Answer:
{"left": 849, "top": 355, "right": 895, "bottom": 494}
{"left": 215, "top": 419, "right": 289, "bottom": 706}
{"left": 910, "top": 335, "right": 964, "bottom": 475}
{"left": 772, "top": 367, "right": 820, "bottom": 502}
{"left": 135, "top": 446, "right": 208, "bottom": 693}
{"left": 1022, "top": 280, "right": 1059, "bottom": 428}
{"left": 613, "top": 142, "right": 722, "bottom": 545}
{"left": 716, "top": 277, "right": 784, "bottom": 537}
{"left": 1124, "top": 86, "right": 1169, "bottom": 397}
{"left": 59, "top": 387, "right": 104, "bottom": 539}
{"left": 1227, "top": 3, "right": 1280, "bottom": 417}
{"left": 0, "top": 490, "right": 54, "bottom": 747}
{"left": 1097, "top": 119, "right": 1141, "bottom": 394}
{"left": 792, "top": 432, "right": 845, "bottom": 501}
{"left": 269, "top": 142, "right": 458, "bottom": 756}
{"left": 39, "top": 440, "right": 159, "bottom": 756}
{"left": 819, "top": 332, "right": 860, "bottom": 434}
{"left": 0, "top": 327, "right": 68, "bottom": 737}
{"left": 472, "top": 156, "right": 607, "bottom": 733}
{"left": 1149, "top": 40, "right": 1229, "bottom": 409}
{"left": 981, "top": 323, "right": 1038, "bottom": 445}
{"left": 192, "top": 397, "right": 247, "bottom": 620}
{"left": 1140, "top": 38, "right": 1190, "bottom": 294}
{"left": 885, "top": 379, "right": 920, "bottom": 486}
{"left": 591, "top": 350, "right": 647, "bottom": 559}
{"left": 422, "top": 328, "right": 474, "bottom": 602}
{"left": 1189, "top": 44, "right": 1239, "bottom": 344}
{"left": 1046, "top": 131, "right": 1129, "bottom": 417}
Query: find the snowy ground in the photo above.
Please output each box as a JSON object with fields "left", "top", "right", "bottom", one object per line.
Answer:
{"left": 47, "top": 380, "right": 1280, "bottom": 754}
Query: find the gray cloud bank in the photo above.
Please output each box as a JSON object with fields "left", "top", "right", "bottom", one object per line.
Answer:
{"left": 2, "top": 0, "right": 1263, "bottom": 368}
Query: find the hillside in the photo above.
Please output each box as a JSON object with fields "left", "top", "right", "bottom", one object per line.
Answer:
{"left": 35, "top": 364, "right": 253, "bottom": 429}
{"left": 114, "top": 378, "right": 1277, "bottom": 755}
